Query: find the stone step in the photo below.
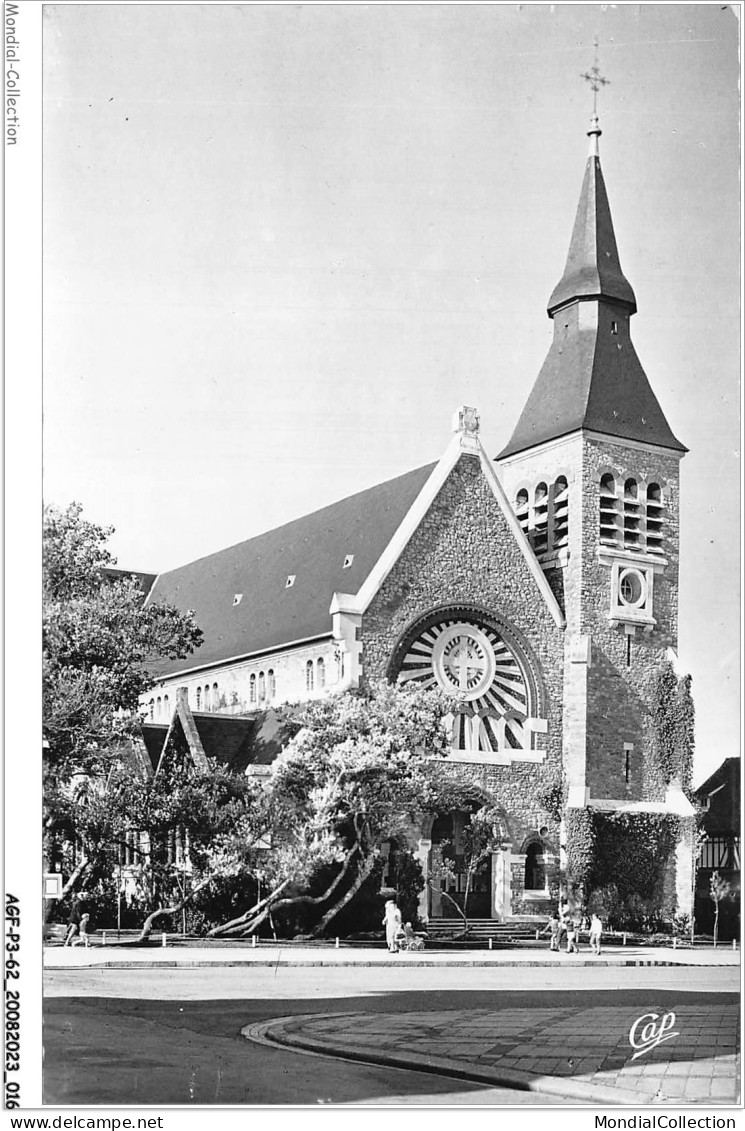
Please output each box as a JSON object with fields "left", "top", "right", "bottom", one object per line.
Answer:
{"left": 425, "top": 918, "right": 540, "bottom": 939}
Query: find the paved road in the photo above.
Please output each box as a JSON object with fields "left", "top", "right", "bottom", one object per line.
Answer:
{"left": 43, "top": 965, "right": 738, "bottom": 1106}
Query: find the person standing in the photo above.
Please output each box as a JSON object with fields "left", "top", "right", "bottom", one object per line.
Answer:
{"left": 565, "top": 914, "right": 579, "bottom": 954}
{"left": 382, "top": 900, "right": 402, "bottom": 953}
{"left": 589, "top": 913, "right": 603, "bottom": 955}
{"left": 541, "top": 913, "right": 560, "bottom": 951}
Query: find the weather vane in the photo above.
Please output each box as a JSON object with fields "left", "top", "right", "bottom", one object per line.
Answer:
{"left": 580, "top": 38, "right": 610, "bottom": 116}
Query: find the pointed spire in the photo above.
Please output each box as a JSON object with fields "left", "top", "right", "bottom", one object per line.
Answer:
{"left": 497, "top": 108, "right": 686, "bottom": 460}
{"left": 547, "top": 116, "right": 636, "bottom": 316}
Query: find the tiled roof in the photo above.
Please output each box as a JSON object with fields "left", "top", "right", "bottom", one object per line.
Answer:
{"left": 547, "top": 155, "right": 636, "bottom": 315}
{"left": 499, "top": 150, "right": 686, "bottom": 459}
{"left": 498, "top": 317, "right": 687, "bottom": 458}
{"left": 102, "top": 567, "right": 157, "bottom": 598}
{"left": 141, "top": 708, "right": 290, "bottom": 774}
{"left": 147, "top": 464, "right": 436, "bottom": 675}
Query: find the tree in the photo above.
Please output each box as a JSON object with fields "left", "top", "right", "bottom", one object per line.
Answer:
{"left": 710, "top": 870, "right": 732, "bottom": 947}
{"left": 43, "top": 503, "right": 203, "bottom": 908}
{"left": 208, "top": 681, "right": 455, "bottom": 939}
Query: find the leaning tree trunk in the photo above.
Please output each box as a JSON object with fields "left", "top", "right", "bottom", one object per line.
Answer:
{"left": 208, "top": 844, "right": 360, "bottom": 938}
{"left": 714, "top": 903, "right": 720, "bottom": 948}
{"left": 44, "top": 857, "right": 89, "bottom": 925}
{"left": 207, "top": 879, "right": 293, "bottom": 938}
{"left": 306, "top": 852, "right": 378, "bottom": 939}
{"left": 428, "top": 881, "right": 468, "bottom": 933}
{"left": 137, "top": 874, "right": 214, "bottom": 942}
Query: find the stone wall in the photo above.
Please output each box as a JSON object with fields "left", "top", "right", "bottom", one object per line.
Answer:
{"left": 582, "top": 437, "right": 682, "bottom": 802}
{"left": 360, "top": 452, "right": 566, "bottom": 863}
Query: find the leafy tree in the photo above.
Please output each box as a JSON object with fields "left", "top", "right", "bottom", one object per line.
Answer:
{"left": 208, "top": 681, "right": 455, "bottom": 939}
{"left": 43, "top": 503, "right": 203, "bottom": 908}
{"left": 710, "top": 870, "right": 732, "bottom": 947}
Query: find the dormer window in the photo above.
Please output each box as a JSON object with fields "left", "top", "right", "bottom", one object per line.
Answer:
{"left": 286, "top": 575, "right": 296, "bottom": 588}
{"left": 233, "top": 594, "right": 243, "bottom": 606}
{"left": 343, "top": 554, "right": 354, "bottom": 569}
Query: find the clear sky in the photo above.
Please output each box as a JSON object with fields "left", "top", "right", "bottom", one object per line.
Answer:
{"left": 42, "top": 3, "right": 740, "bottom": 786}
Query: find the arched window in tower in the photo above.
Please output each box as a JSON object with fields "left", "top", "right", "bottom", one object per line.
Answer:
{"left": 531, "top": 483, "right": 549, "bottom": 554}
{"left": 524, "top": 842, "right": 546, "bottom": 892}
{"left": 599, "top": 472, "right": 619, "bottom": 547}
{"left": 196, "top": 686, "right": 202, "bottom": 710}
{"left": 258, "top": 671, "right": 266, "bottom": 702}
{"left": 306, "top": 660, "right": 314, "bottom": 691}
{"left": 515, "top": 488, "right": 530, "bottom": 538}
{"left": 646, "top": 483, "right": 665, "bottom": 555}
{"left": 267, "top": 670, "right": 275, "bottom": 701}
{"left": 552, "top": 476, "right": 569, "bottom": 549}
{"left": 249, "top": 674, "right": 256, "bottom": 705}
{"left": 317, "top": 657, "right": 325, "bottom": 689}
{"left": 623, "top": 478, "right": 641, "bottom": 549}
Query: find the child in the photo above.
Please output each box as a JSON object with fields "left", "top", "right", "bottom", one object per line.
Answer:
{"left": 565, "top": 915, "right": 578, "bottom": 954}
{"left": 589, "top": 913, "right": 603, "bottom": 955}
{"left": 72, "top": 913, "right": 91, "bottom": 948}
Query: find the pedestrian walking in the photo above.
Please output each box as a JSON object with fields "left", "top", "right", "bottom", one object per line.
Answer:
{"left": 589, "top": 913, "right": 603, "bottom": 955}
{"left": 72, "top": 912, "right": 91, "bottom": 948}
{"left": 540, "top": 912, "right": 560, "bottom": 951}
{"left": 556, "top": 905, "right": 568, "bottom": 951}
{"left": 565, "top": 914, "right": 579, "bottom": 953}
{"left": 63, "top": 895, "right": 85, "bottom": 947}
{"left": 382, "top": 899, "right": 402, "bottom": 953}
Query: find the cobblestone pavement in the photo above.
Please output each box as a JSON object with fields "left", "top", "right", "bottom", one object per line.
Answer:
{"left": 249, "top": 1002, "right": 740, "bottom": 1105}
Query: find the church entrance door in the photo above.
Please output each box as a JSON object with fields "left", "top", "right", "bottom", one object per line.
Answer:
{"left": 430, "top": 812, "right": 492, "bottom": 919}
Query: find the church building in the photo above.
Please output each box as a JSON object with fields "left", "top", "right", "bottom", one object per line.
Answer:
{"left": 137, "top": 111, "right": 696, "bottom": 925}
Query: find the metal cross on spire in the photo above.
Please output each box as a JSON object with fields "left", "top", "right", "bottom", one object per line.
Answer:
{"left": 580, "top": 38, "right": 610, "bottom": 116}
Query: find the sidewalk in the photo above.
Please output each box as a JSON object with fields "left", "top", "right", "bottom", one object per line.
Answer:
{"left": 44, "top": 942, "right": 741, "bottom": 969}
{"left": 246, "top": 1003, "right": 740, "bottom": 1105}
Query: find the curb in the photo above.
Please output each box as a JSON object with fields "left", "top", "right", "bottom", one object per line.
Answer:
{"left": 242, "top": 1014, "right": 651, "bottom": 1106}
{"left": 44, "top": 956, "right": 723, "bottom": 970}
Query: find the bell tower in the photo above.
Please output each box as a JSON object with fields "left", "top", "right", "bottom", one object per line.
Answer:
{"left": 496, "top": 98, "right": 687, "bottom": 807}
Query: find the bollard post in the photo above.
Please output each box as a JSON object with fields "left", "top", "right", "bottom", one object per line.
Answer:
{"left": 673, "top": 936, "right": 677, "bottom": 949}
{"left": 535, "top": 929, "right": 540, "bottom": 940}
{"left": 733, "top": 939, "right": 737, "bottom": 951}
{"left": 252, "top": 934, "right": 257, "bottom": 948}
{"left": 102, "top": 932, "right": 106, "bottom": 947}
{"left": 335, "top": 937, "right": 339, "bottom": 949}
{"left": 161, "top": 932, "right": 167, "bottom": 948}
{"left": 488, "top": 937, "right": 493, "bottom": 950}
{"left": 622, "top": 933, "right": 627, "bottom": 946}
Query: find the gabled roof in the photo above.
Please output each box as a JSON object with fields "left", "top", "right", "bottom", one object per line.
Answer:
{"left": 102, "top": 567, "right": 157, "bottom": 598}
{"left": 547, "top": 152, "right": 636, "bottom": 316}
{"left": 147, "top": 464, "right": 435, "bottom": 676}
{"left": 142, "top": 707, "right": 290, "bottom": 776}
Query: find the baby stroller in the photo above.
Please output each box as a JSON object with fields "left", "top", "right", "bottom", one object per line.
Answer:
{"left": 395, "top": 925, "right": 425, "bottom": 952}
